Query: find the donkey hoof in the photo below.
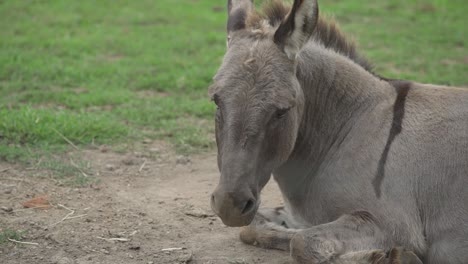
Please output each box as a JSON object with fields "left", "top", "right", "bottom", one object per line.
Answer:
{"left": 290, "top": 233, "right": 334, "bottom": 264}
{"left": 239, "top": 226, "right": 258, "bottom": 246}
{"left": 290, "top": 234, "right": 309, "bottom": 263}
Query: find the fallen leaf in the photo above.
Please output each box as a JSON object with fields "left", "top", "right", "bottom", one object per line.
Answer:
{"left": 22, "top": 195, "right": 51, "bottom": 209}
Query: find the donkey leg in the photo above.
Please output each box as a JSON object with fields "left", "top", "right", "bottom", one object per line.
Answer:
{"left": 290, "top": 211, "right": 423, "bottom": 264}
{"left": 426, "top": 233, "right": 468, "bottom": 264}
{"left": 333, "top": 247, "right": 422, "bottom": 264}
{"left": 239, "top": 207, "right": 304, "bottom": 251}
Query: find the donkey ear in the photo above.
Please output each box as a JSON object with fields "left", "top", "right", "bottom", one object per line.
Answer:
{"left": 227, "top": 0, "right": 254, "bottom": 42}
{"left": 274, "top": 0, "right": 319, "bottom": 59}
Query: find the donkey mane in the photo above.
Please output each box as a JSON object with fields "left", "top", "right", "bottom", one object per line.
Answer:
{"left": 246, "top": 0, "right": 373, "bottom": 73}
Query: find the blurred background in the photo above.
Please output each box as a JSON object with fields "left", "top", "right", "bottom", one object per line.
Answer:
{"left": 0, "top": 0, "right": 466, "bottom": 161}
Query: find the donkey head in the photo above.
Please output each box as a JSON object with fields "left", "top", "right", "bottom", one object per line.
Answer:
{"left": 210, "top": 0, "right": 319, "bottom": 227}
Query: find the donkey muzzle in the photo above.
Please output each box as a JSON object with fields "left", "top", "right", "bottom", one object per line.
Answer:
{"left": 211, "top": 186, "right": 257, "bottom": 227}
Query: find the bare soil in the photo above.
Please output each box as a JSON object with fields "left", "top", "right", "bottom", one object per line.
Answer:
{"left": 0, "top": 141, "right": 291, "bottom": 264}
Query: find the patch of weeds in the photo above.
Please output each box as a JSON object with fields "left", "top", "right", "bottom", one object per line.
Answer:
{"left": 111, "top": 143, "right": 133, "bottom": 154}
{"left": 38, "top": 157, "right": 95, "bottom": 187}
{"left": 155, "top": 118, "right": 215, "bottom": 154}
{"left": 115, "top": 95, "right": 214, "bottom": 128}
{"left": 0, "top": 144, "right": 33, "bottom": 163}
{"left": 0, "top": 144, "right": 69, "bottom": 165}
{"left": 0, "top": 106, "right": 130, "bottom": 146}
{"left": 0, "top": 229, "right": 25, "bottom": 244}
{"left": 72, "top": 173, "right": 96, "bottom": 187}
{"left": 0, "top": 143, "right": 95, "bottom": 186}
{"left": 0, "top": 147, "right": 96, "bottom": 186}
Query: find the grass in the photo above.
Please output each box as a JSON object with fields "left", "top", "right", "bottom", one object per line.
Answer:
{"left": 0, "top": 107, "right": 128, "bottom": 146}
{"left": 326, "top": 0, "right": 467, "bottom": 85}
{"left": 38, "top": 157, "right": 96, "bottom": 186}
{"left": 0, "top": 0, "right": 466, "bottom": 177}
{"left": 0, "top": 229, "right": 25, "bottom": 244}
{"left": 0, "top": 0, "right": 224, "bottom": 161}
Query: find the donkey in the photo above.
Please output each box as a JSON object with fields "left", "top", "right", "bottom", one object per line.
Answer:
{"left": 209, "top": 0, "right": 468, "bottom": 263}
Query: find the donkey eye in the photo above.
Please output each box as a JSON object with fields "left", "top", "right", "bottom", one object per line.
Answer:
{"left": 275, "top": 108, "right": 290, "bottom": 119}
{"left": 212, "top": 94, "right": 221, "bottom": 106}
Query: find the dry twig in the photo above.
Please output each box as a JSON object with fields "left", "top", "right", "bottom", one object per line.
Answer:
{"left": 97, "top": 236, "right": 129, "bottom": 242}
{"left": 52, "top": 128, "right": 79, "bottom": 150}
{"left": 66, "top": 214, "right": 87, "bottom": 219}
{"left": 0, "top": 167, "right": 11, "bottom": 173}
{"left": 161, "top": 247, "right": 185, "bottom": 252}
{"left": 50, "top": 204, "right": 87, "bottom": 227}
{"left": 70, "top": 158, "right": 89, "bottom": 177}
{"left": 8, "top": 238, "right": 39, "bottom": 246}
{"left": 3, "top": 177, "right": 30, "bottom": 182}
{"left": 138, "top": 159, "right": 147, "bottom": 173}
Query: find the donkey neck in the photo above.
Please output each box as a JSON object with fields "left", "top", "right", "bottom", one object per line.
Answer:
{"left": 276, "top": 44, "right": 394, "bottom": 181}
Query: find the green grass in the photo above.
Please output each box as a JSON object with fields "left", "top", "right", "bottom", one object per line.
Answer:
{"left": 0, "top": 107, "right": 128, "bottom": 146}
{"left": 0, "top": 0, "right": 466, "bottom": 168}
{"left": 0, "top": 229, "right": 25, "bottom": 244}
{"left": 0, "top": 0, "right": 223, "bottom": 162}
{"left": 326, "top": 0, "right": 467, "bottom": 85}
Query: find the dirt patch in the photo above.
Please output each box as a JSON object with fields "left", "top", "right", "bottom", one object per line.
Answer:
{"left": 0, "top": 142, "right": 290, "bottom": 264}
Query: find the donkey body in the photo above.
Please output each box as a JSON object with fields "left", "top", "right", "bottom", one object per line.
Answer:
{"left": 209, "top": 1, "right": 468, "bottom": 263}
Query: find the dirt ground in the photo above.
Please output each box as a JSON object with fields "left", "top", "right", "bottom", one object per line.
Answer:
{"left": 0, "top": 141, "right": 291, "bottom": 264}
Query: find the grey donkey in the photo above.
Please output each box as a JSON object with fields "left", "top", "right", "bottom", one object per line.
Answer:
{"left": 209, "top": 0, "right": 468, "bottom": 263}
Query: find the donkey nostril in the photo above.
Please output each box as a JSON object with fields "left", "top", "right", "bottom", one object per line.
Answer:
{"left": 211, "top": 194, "right": 216, "bottom": 205}
{"left": 241, "top": 199, "right": 255, "bottom": 215}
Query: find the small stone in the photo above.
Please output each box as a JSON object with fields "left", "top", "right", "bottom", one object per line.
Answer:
{"left": 129, "top": 245, "right": 141, "bottom": 250}
{"left": 121, "top": 157, "right": 137, "bottom": 166}
{"left": 105, "top": 164, "right": 116, "bottom": 171}
{"left": 1, "top": 206, "right": 13, "bottom": 213}
{"left": 149, "top": 147, "right": 159, "bottom": 153}
{"left": 99, "top": 145, "right": 109, "bottom": 153}
{"left": 176, "top": 156, "right": 191, "bottom": 165}
{"left": 51, "top": 251, "right": 75, "bottom": 264}
{"left": 100, "top": 249, "right": 110, "bottom": 254}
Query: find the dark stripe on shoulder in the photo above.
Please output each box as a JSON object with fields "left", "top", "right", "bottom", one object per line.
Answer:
{"left": 372, "top": 80, "right": 411, "bottom": 197}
